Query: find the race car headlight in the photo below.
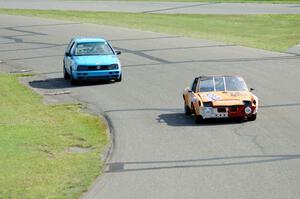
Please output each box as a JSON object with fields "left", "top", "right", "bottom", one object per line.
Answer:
{"left": 204, "top": 107, "right": 213, "bottom": 115}
{"left": 245, "top": 106, "right": 252, "bottom": 114}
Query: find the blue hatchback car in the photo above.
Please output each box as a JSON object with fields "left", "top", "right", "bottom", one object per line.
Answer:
{"left": 63, "top": 37, "right": 122, "bottom": 84}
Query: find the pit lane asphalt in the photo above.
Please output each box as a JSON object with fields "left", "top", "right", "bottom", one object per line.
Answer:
{"left": 0, "top": 0, "right": 300, "bottom": 14}
{"left": 0, "top": 15, "right": 300, "bottom": 199}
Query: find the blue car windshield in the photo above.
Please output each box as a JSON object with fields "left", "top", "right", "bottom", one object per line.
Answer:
{"left": 74, "top": 42, "right": 114, "bottom": 56}
{"left": 199, "top": 76, "right": 248, "bottom": 92}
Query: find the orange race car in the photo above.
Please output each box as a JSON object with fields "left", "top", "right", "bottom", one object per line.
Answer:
{"left": 183, "top": 75, "right": 258, "bottom": 123}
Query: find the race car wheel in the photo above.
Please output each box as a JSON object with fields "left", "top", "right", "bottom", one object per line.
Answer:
{"left": 70, "top": 70, "right": 78, "bottom": 85}
{"left": 115, "top": 74, "right": 122, "bottom": 82}
{"left": 184, "top": 104, "right": 192, "bottom": 115}
{"left": 195, "top": 114, "right": 204, "bottom": 124}
{"left": 248, "top": 113, "right": 257, "bottom": 121}
{"left": 63, "top": 64, "right": 70, "bottom": 79}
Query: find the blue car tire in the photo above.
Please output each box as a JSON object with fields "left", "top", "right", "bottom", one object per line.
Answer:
{"left": 70, "top": 69, "right": 78, "bottom": 85}
{"left": 63, "top": 64, "right": 70, "bottom": 80}
{"left": 115, "top": 74, "right": 122, "bottom": 82}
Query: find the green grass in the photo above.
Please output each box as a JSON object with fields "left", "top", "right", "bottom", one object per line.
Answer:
{"left": 0, "top": 73, "right": 109, "bottom": 198}
{"left": 0, "top": 9, "right": 299, "bottom": 51}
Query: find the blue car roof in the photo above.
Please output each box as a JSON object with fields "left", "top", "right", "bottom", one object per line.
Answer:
{"left": 73, "top": 37, "right": 106, "bottom": 43}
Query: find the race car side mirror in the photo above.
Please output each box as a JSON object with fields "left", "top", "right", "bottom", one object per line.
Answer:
{"left": 187, "top": 88, "right": 193, "bottom": 93}
{"left": 250, "top": 88, "right": 255, "bottom": 92}
{"left": 115, "top": 51, "right": 122, "bottom": 55}
{"left": 65, "top": 52, "right": 71, "bottom": 57}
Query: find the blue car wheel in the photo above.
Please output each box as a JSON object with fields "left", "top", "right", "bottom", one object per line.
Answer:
{"left": 63, "top": 64, "right": 70, "bottom": 80}
{"left": 115, "top": 74, "right": 122, "bottom": 82}
{"left": 70, "top": 70, "right": 78, "bottom": 85}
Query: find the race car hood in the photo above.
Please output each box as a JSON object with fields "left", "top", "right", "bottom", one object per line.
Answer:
{"left": 73, "top": 55, "right": 120, "bottom": 66}
{"left": 198, "top": 91, "right": 254, "bottom": 106}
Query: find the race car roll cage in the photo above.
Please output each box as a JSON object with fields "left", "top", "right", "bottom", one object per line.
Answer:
{"left": 192, "top": 75, "right": 250, "bottom": 93}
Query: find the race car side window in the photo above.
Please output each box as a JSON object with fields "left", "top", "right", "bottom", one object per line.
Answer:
{"left": 66, "top": 40, "right": 74, "bottom": 53}
{"left": 191, "top": 78, "right": 199, "bottom": 92}
{"left": 199, "top": 77, "right": 214, "bottom": 92}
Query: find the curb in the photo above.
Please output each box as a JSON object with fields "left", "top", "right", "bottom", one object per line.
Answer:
{"left": 79, "top": 103, "right": 116, "bottom": 199}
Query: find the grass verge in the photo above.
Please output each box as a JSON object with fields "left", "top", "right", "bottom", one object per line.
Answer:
{"left": 0, "top": 73, "right": 109, "bottom": 198}
{"left": 69, "top": 0, "right": 300, "bottom": 3}
{"left": 0, "top": 9, "right": 299, "bottom": 51}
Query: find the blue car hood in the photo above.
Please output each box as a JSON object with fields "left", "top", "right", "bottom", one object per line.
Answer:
{"left": 73, "top": 55, "right": 119, "bottom": 66}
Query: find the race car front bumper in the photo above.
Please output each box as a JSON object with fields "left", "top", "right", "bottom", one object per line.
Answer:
{"left": 200, "top": 106, "right": 256, "bottom": 119}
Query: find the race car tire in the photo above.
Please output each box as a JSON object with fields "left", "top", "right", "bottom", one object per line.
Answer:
{"left": 184, "top": 104, "right": 192, "bottom": 115}
{"left": 248, "top": 113, "right": 257, "bottom": 121}
{"left": 195, "top": 114, "right": 204, "bottom": 124}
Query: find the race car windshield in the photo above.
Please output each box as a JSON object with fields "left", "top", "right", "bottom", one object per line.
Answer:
{"left": 199, "top": 76, "right": 248, "bottom": 92}
{"left": 74, "top": 42, "right": 114, "bottom": 56}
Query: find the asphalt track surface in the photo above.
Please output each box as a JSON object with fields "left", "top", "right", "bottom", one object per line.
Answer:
{"left": 1, "top": 15, "right": 300, "bottom": 199}
{"left": 0, "top": 0, "right": 300, "bottom": 14}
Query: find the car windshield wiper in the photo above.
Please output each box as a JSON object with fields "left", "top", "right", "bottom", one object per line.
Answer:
{"left": 92, "top": 53, "right": 113, "bottom": 55}
{"left": 74, "top": 53, "right": 113, "bottom": 56}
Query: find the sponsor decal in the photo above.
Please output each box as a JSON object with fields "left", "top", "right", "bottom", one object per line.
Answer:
{"left": 204, "top": 93, "right": 222, "bottom": 101}
{"left": 230, "top": 92, "right": 241, "bottom": 97}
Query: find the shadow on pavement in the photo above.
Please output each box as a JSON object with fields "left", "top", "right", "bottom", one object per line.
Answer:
{"left": 157, "top": 112, "right": 244, "bottom": 127}
{"left": 106, "top": 154, "right": 300, "bottom": 173}
{"left": 104, "top": 108, "right": 245, "bottom": 126}
{"left": 29, "top": 77, "right": 115, "bottom": 89}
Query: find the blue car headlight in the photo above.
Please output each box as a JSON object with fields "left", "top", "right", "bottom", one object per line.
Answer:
{"left": 71, "top": 62, "right": 78, "bottom": 71}
{"left": 108, "top": 64, "right": 119, "bottom": 70}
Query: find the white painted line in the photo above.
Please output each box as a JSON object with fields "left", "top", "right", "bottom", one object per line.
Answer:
{"left": 45, "top": 91, "right": 71, "bottom": 95}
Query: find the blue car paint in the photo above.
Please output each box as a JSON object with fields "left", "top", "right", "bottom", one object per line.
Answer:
{"left": 64, "top": 37, "right": 121, "bottom": 81}
{"left": 73, "top": 55, "right": 119, "bottom": 66}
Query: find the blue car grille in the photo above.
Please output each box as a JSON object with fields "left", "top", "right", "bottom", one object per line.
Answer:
{"left": 77, "top": 64, "right": 118, "bottom": 71}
